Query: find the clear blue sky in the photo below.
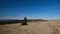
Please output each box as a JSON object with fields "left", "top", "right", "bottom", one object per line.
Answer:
{"left": 0, "top": 0, "right": 60, "bottom": 20}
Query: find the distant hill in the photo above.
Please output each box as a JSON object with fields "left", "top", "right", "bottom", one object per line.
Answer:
{"left": 0, "top": 19, "right": 20, "bottom": 25}
{"left": 0, "top": 19, "right": 47, "bottom": 25}
{"left": 0, "top": 19, "right": 19, "bottom": 22}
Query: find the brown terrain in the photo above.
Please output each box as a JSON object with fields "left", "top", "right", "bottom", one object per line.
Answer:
{"left": 0, "top": 20, "right": 60, "bottom": 34}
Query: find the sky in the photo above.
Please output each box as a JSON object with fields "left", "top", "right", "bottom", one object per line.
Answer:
{"left": 0, "top": 0, "right": 60, "bottom": 20}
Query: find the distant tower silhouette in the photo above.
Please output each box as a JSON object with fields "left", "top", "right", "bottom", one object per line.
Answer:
{"left": 24, "top": 17, "right": 27, "bottom": 22}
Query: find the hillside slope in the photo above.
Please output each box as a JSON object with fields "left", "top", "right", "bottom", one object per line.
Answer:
{"left": 0, "top": 20, "right": 60, "bottom": 34}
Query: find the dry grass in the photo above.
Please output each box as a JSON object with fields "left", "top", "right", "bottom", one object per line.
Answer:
{"left": 0, "top": 20, "right": 60, "bottom": 34}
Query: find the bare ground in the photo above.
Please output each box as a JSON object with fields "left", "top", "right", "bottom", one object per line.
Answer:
{"left": 0, "top": 20, "right": 60, "bottom": 34}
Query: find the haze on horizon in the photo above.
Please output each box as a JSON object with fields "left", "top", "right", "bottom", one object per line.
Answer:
{"left": 0, "top": 0, "right": 60, "bottom": 20}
